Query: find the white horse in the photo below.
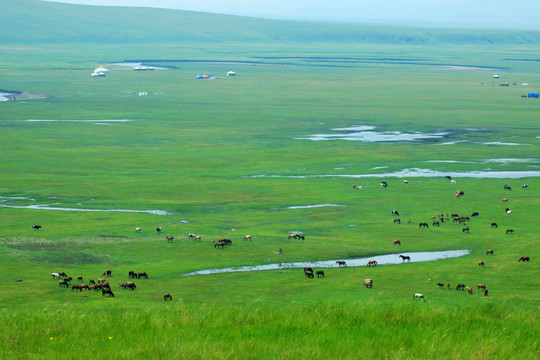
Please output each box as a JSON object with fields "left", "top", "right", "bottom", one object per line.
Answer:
{"left": 135, "top": 227, "right": 141, "bottom": 232}
{"left": 413, "top": 293, "right": 425, "bottom": 301}
{"left": 188, "top": 233, "right": 196, "bottom": 239}
{"left": 51, "top": 273, "right": 60, "bottom": 279}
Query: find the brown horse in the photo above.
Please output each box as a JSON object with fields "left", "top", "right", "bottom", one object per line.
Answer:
{"left": 504, "top": 184, "right": 511, "bottom": 190}
{"left": 477, "top": 284, "right": 486, "bottom": 290}
{"left": 393, "top": 239, "right": 401, "bottom": 246}
{"left": 502, "top": 198, "right": 509, "bottom": 202}
{"left": 419, "top": 222, "right": 429, "bottom": 228}
{"left": 486, "top": 249, "right": 494, "bottom": 255}
{"left": 71, "top": 284, "right": 81, "bottom": 292}
{"left": 166, "top": 236, "right": 174, "bottom": 242}
{"left": 243, "top": 235, "right": 252, "bottom": 241}
{"left": 519, "top": 256, "right": 530, "bottom": 262}
{"left": 455, "top": 190, "right": 464, "bottom": 198}
{"left": 123, "top": 281, "right": 136, "bottom": 290}
{"left": 467, "top": 287, "right": 473, "bottom": 294}
{"left": 59, "top": 280, "right": 69, "bottom": 288}
{"left": 478, "top": 260, "right": 485, "bottom": 266}
{"left": 456, "top": 283, "right": 465, "bottom": 291}
{"left": 164, "top": 293, "right": 173, "bottom": 301}
{"left": 506, "top": 229, "right": 514, "bottom": 234}
{"left": 288, "top": 234, "right": 298, "bottom": 240}
{"left": 490, "top": 222, "right": 498, "bottom": 228}
{"left": 484, "top": 289, "right": 489, "bottom": 296}
{"left": 462, "top": 227, "right": 470, "bottom": 233}
{"left": 432, "top": 221, "right": 440, "bottom": 227}
{"left": 214, "top": 241, "right": 225, "bottom": 248}
{"left": 194, "top": 235, "right": 202, "bottom": 242}
{"left": 305, "top": 271, "right": 314, "bottom": 278}
{"left": 316, "top": 270, "right": 325, "bottom": 278}
{"left": 362, "top": 279, "right": 373, "bottom": 288}
{"left": 367, "top": 260, "right": 377, "bottom": 267}
{"left": 336, "top": 261, "right": 346, "bottom": 267}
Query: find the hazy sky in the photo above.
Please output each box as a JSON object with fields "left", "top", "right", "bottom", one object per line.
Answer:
{"left": 44, "top": 0, "right": 540, "bottom": 29}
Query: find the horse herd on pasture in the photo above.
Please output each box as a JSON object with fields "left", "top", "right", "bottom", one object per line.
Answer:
{"left": 51, "top": 268, "right": 164, "bottom": 299}
{"left": 39, "top": 178, "right": 530, "bottom": 303}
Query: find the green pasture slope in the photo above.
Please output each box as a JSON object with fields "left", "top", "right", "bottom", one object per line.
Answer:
{"left": 0, "top": 3, "right": 539, "bottom": 360}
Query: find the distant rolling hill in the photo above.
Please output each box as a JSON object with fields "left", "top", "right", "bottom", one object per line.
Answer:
{"left": 2, "top": 0, "right": 540, "bottom": 44}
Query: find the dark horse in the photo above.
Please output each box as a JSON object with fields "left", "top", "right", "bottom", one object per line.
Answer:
{"left": 519, "top": 256, "right": 530, "bottom": 262}
{"left": 419, "top": 222, "right": 429, "bottom": 228}
{"left": 316, "top": 270, "right": 325, "bottom": 278}
{"left": 164, "top": 293, "right": 173, "bottom": 301}
{"left": 399, "top": 255, "right": 411, "bottom": 262}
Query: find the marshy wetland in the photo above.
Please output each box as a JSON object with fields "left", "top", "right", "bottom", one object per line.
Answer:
{"left": 0, "top": 38, "right": 539, "bottom": 360}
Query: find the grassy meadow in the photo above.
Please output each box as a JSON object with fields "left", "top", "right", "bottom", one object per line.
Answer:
{"left": 0, "top": 40, "right": 539, "bottom": 359}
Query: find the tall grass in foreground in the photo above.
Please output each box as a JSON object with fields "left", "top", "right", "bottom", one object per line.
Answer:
{"left": 1, "top": 303, "right": 537, "bottom": 359}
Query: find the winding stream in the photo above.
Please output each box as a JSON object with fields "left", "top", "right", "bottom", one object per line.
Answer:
{"left": 183, "top": 249, "right": 469, "bottom": 276}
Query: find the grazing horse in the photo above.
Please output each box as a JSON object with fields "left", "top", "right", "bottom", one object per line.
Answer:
{"left": 413, "top": 293, "right": 425, "bottom": 301}
{"left": 456, "top": 283, "right": 465, "bottom": 291}
{"left": 380, "top": 181, "right": 388, "bottom": 188}
{"left": 504, "top": 184, "right": 511, "bottom": 190}
{"left": 522, "top": 184, "right": 528, "bottom": 189}
{"left": 123, "top": 281, "right": 136, "bottom": 290}
{"left": 288, "top": 234, "right": 298, "bottom": 240}
{"left": 135, "top": 227, "right": 141, "bottom": 232}
{"left": 486, "top": 249, "right": 494, "bottom": 255}
{"left": 51, "top": 273, "right": 60, "bottom": 279}
{"left": 156, "top": 227, "right": 162, "bottom": 233}
{"left": 71, "top": 285, "right": 81, "bottom": 292}
{"left": 437, "top": 283, "right": 445, "bottom": 288}
{"left": 138, "top": 272, "right": 148, "bottom": 279}
{"left": 519, "top": 256, "right": 530, "bottom": 262}
{"left": 89, "top": 279, "right": 95, "bottom": 285}
{"left": 451, "top": 179, "right": 456, "bottom": 184}
{"left": 393, "top": 239, "right": 401, "bottom": 246}
{"left": 214, "top": 241, "right": 225, "bottom": 248}
{"left": 506, "top": 208, "right": 513, "bottom": 215}
{"left": 484, "top": 289, "right": 489, "bottom": 296}
{"left": 166, "top": 236, "right": 174, "bottom": 242}
{"left": 455, "top": 190, "right": 464, "bottom": 198}
{"left": 403, "top": 180, "right": 408, "bottom": 184}
{"left": 362, "top": 279, "right": 373, "bottom": 288}
{"left": 303, "top": 267, "right": 313, "bottom": 274}
{"left": 478, "top": 261, "right": 485, "bottom": 266}
{"left": 59, "top": 280, "right": 69, "bottom": 288}
{"left": 305, "top": 271, "right": 314, "bottom": 278}
{"left": 506, "top": 229, "right": 514, "bottom": 234}
{"left": 399, "top": 255, "right": 411, "bottom": 262}
{"left": 477, "top": 284, "right": 486, "bottom": 290}
{"left": 32, "top": 225, "right": 41, "bottom": 230}
{"left": 102, "top": 289, "right": 114, "bottom": 297}
{"left": 316, "top": 270, "right": 325, "bottom": 278}
{"left": 502, "top": 198, "right": 509, "bottom": 203}
{"left": 467, "top": 287, "right": 473, "bottom": 295}
{"left": 490, "top": 222, "right": 498, "bottom": 228}
{"left": 77, "top": 276, "right": 83, "bottom": 282}
{"left": 103, "top": 270, "right": 112, "bottom": 277}
{"left": 394, "top": 218, "right": 401, "bottom": 224}
{"left": 79, "top": 284, "right": 89, "bottom": 291}
{"left": 129, "top": 271, "right": 137, "bottom": 278}
{"left": 367, "top": 260, "right": 377, "bottom": 267}
{"left": 194, "top": 235, "right": 201, "bottom": 242}
{"left": 419, "top": 222, "right": 429, "bottom": 228}
{"left": 336, "top": 261, "right": 347, "bottom": 267}
{"left": 392, "top": 210, "right": 399, "bottom": 216}
{"left": 462, "top": 227, "right": 470, "bottom": 233}
{"left": 58, "top": 272, "right": 67, "bottom": 278}
{"left": 471, "top": 212, "right": 479, "bottom": 217}
{"left": 445, "top": 176, "right": 452, "bottom": 180}
{"left": 432, "top": 221, "right": 440, "bottom": 227}
{"left": 243, "top": 235, "right": 252, "bottom": 241}
{"left": 164, "top": 293, "right": 173, "bottom": 301}
{"left": 188, "top": 233, "right": 196, "bottom": 239}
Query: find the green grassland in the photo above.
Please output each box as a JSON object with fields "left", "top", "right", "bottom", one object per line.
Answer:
{"left": 1, "top": 9, "right": 539, "bottom": 358}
